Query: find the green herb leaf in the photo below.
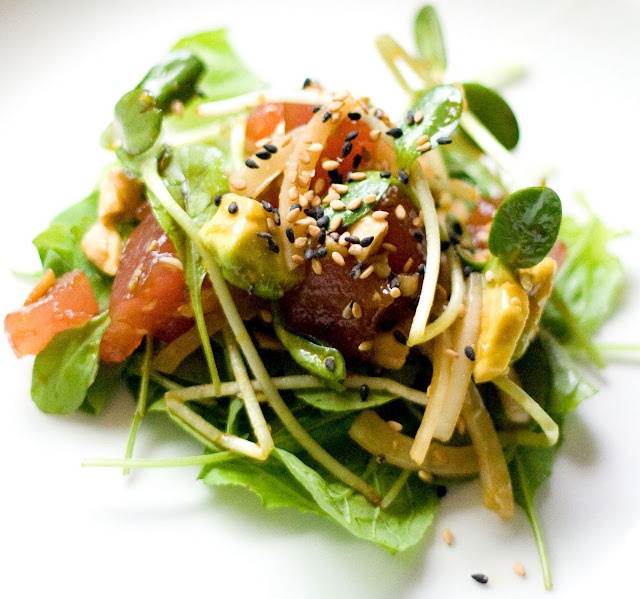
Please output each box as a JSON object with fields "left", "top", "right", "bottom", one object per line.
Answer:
{"left": 272, "top": 303, "right": 346, "bottom": 390}
{"left": 114, "top": 89, "right": 163, "bottom": 156}
{"left": 462, "top": 82, "right": 519, "bottom": 150}
{"left": 542, "top": 201, "right": 625, "bottom": 348}
{"left": 488, "top": 186, "right": 562, "bottom": 270}
{"left": 322, "top": 172, "right": 392, "bottom": 230}
{"left": 172, "top": 29, "right": 265, "bottom": 102}
{"left": 295, "top": 387, "right": 397, "bottom": 411}
{"left": 414, "top": 5, "right": 447, "bottom": 73}
{"left": 32, "top": 191, "right": 112, "bottom": 308}
{"left": 395, "top": 84, "right": 463, "bottom": 171}
{"left": 137, "top": 49, "right": 204, "bottom": 112}
{"left": 31, "top": 312, "right": 110, "bottom": 414}
{"left": 81, "top": 362, "right": 125, "bottom": 415}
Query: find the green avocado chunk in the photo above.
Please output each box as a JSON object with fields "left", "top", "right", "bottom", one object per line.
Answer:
{"left": 198, "top": 193, "right": 302, "bottom": 298}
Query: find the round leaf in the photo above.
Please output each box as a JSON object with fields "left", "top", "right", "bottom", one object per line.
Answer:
{"left": 463, "top": 82, "right": 519, "bottom": 150}
{"left": 114, "top": 88, "right": 163, "bottom": 155}
{"left": 489, "top": 187, "right": 562, "bottom": 269}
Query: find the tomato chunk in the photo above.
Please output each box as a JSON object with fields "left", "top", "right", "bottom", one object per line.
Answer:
{"left": 5, "top": 269, "right": 99, "bottom": 358}
{"left": 100, "top": 209, "right": 189, "bottom": 362}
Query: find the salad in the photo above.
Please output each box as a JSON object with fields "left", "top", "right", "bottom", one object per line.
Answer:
{"left": 3, "top": 5, "right": 626, "bottom": 591}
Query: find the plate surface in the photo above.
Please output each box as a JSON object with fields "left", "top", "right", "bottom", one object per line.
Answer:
{"left": 1, "top": 1, "right": 639, "bottom": 597}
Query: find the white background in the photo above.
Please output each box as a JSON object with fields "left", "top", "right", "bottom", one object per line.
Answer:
{"left": 1, "top": 1, "right": 639, "bottom": 597}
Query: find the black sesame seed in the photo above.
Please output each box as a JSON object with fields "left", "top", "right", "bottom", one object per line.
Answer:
{"left": 329, "top": 169, "right": 343, "bottom": 184}
{"left": 417, "top": 263, "right": 426, "bottom": 275}
{"left": 464, "top": 345, "right": 476, "bottom": 361}
{"left": 322, "top": 111, "right": 332, "bottom": 123}
{"left": 386, "top": 127, "right": 403, "bottom": 139}
{"left": 463, "top": 264, "right": 473, "bottom": 277}
{"left": 316, "top": 215, "right": 330, "bottom": 229}
{"left": 359, "top": 384, "right": 370, "bottom": 401}
{"left": 305, "top": 205, "right": 324, "bottom": 220}
{"left": 449, "top": 232, "right": 461, "bottom": 245}
{"left": 437, "top": 136, "right": 452, "bottom": 145}
{"left": 290, "top": 202, "right": 302, "bottom": 212}
{"left": 342, "top": 140, "right": 353, "bottom": 158}
{"left": 256, "top": 231, "right": 272, "bottom": 239}
{"left": 347, "top": 111, "right": 361, "bottom": 121}
{"left": 344, "top": 235, "right": 360, "bottom": 245}
{"left": 450, "top": 219, "right": 464, "bottom": 236}
{"left": 261, "top": 200, "right": 273, "bottom": 212}
{"left": 304, "top": 247, "right": 315, "bottom": 261}
{"left": 345, "top": 130, "right": 359, "bottom": 142}
{"left": 393, "top": 330, "right": 407, "bottom": 345}
{"left": 247, "top": 284, "right": 255, "bottom": 296}
{"left": 228, "top": 201, "right": 238, "bottom": 214}
{"left": 350, "top": 263, "right": 363, "bottom": 279}
{"left": 471, "top": 574, "right": 489, "bottom": 585}
{"left": 318, "top": 229, "right": 326, "bottom": 245}
{"left": 405, "top": 110, "right": 415, "bottom": 126}
{"left": 414, "top": 231, "right": 424, "bottom": 243}
{"left": 214, "top": 194, "right": 223, "bottom": 206}
{"left": 255, "top": 150, "right": 271, "bottom": 160}
{"left": 329, "top": 232, "right": 340, "bottom": 242}
{"left": 324, "top": 356, "right": 336, "bottom": 372}
{"left": 245, "top": 158, "right": 259, "bottom": 169}
{"left": 314, "top": 246, "right": 328, "bottom": 259}
{"left": 285, "top": 226, "right": 295, "bottom": 243}
{"left": 352, "top": 154, "right": 363, "bottom": 169}
{"left": 360, "top": 235, "right": 374, "bottom": 248}
{"left": 440, "top": 240, "right": 451, "bottom": 252}
{"left": 380, "top": 170, "right": 391, "bottom": 178}
{"left": 390, "top": 274, "right": 401, "bottom": 289}
{"left": 272, "top": 208, "right": 281, "bottom": 225}
{"left": 312, "top": 104, "right": 322, "bottom": 113}
{"left": 398, "top": 169, "right": 409, "bottom": 184}
{"left": 267, "top": 237, "right": 280, "bottom": 254}
{"left": 263, "top": 143, "right": 278, "bottom": 154}
{"left": 302, "top": 77, "right": 313, "bottom": 89}
{"left": 376, "top": 454, "right": 387, "bottom": 465}
{"left": 436, "top": 484, "right": 448, "bottom": 498}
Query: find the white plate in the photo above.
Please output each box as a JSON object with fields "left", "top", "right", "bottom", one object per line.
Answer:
{"left": 1, "top": 1, "right": 638, "bottom": 597}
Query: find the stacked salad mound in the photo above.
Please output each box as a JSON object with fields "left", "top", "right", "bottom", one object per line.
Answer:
{"left": 4, "top": 6, "right": 624, "bottom": 589}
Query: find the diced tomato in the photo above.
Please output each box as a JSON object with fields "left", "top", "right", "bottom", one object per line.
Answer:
{"left": 245, "top": 102, "right": 284, "bottom": 152}
{"left": 311, "top": 119, "right": 379, "bottom": 192}
{"left": 100, "top": 209, "right": 190, "bottom": 363}
{"left": 5, "top": 269, "right": 99, "bottom": 358}
{"left": 283, "top": 103, "right": 315, "bottom": 132}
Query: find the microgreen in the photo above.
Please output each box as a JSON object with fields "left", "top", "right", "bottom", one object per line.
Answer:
{"left": 488, "top": 186, "right": 562, "bottom": 270}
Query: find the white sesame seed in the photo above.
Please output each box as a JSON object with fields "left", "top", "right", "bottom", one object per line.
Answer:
{"left": 360, "top": 264, "right": 375, "bottom": 279}
{"left": 369, "top": 129, "right": 382, "bottom": 142}
{"left": 311, "top": 258, "right": 322, "bottom": 275}
{"left": 347, "top": 197, "right": 363, "bottom": 211}
{"left": 331, "top": 183, "right": 349, "bottom": 195}
{"left": 229, "top": 177, "right": 247, "bottom": 190}
{"left": 395, "top": 204, "right": 407, "bottom": 220}
{"left": 348, "top": 171, "right": 367, "bottom": 181}
{"left": 442, "top": 528, "right": 454, "bottom": 546}
{"left": 330, "top": 215, "right": 343, "bottom": 230}
{"left": 351, "top": 301, "right": 363, "bottom": 319}
{"left": 372, "top": 210, "right": 388, "bottom": 221}
{"left": 390, "top": 287, "right": 402, "bottom": 299}
{"left": 321, "top": 160, "right": 339, "bottom": 172}
{"left": 387, "top": 420, "right": 403, "bottom": 432}
{"left": 288, "top": 185, "right": 300, "bottom": 200}
{"left": 342, "top": 303, "right": 353, "bottom": 319}
{"left": 308, "top": 142, "right": 323, "bottom": 153}
{"left": 364, "top": 193, "right": 378, "bottom": 205}
{"left": 331, "top": 251, "right": 345, "bottom": 266}
{"left": 330, "top": 199, "right": 346, "bottom": 211}
{"left": 512, "top": 562, "right": 526, "bottom": 577}
{"left": 358, "top": 340, "right": 374, "bottom": 352}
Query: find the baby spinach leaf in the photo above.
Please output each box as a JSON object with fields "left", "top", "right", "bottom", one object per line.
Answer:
{"left": 395, "top": 84, "right": 463, "bottom": 171}
{"left": 488, "top": 186, "right": 562, "bottom": 270}
{"left": 321, "top": 172, "right": 392, "bottom": 230}
{"left": 414, "top": 5, "right": 447, "bottom": 74}
{"left": 31, "top": 312, "right": 110, "bottom": 414}
{"left": 272, "top": 303, "right": 346, "bottom": 390}
{"left": 463, "top": 82, "right": 519, "bottom": 150}
{"left": 274, "top": 448, "right": 439, "bottom": 552}
{"left": 137, "top": 49, "right": 205, "bottom": 112}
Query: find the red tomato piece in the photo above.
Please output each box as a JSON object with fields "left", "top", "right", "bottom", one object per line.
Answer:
{"left": 100, "top": 210, "right": 189, "bottom": 363}
{"left": 4, "top": 269, "right": 99, "bottom": 358}
{"left": 245, "top": 103, "right": 284, "bottom": 151}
